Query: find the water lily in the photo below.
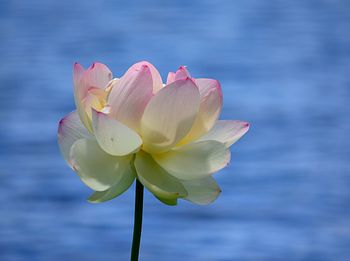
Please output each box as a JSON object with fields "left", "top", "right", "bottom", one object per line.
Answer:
{"left": 57, "top": 61, "right": 249, "bottom": 260}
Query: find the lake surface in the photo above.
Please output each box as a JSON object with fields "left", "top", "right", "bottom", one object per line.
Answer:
{"left": 1, "top": 1, "right": 350, "bottom": 260}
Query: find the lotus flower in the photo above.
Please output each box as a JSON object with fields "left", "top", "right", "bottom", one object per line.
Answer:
{"left": 58, "top": 61, "right": 249, "bottom": 205}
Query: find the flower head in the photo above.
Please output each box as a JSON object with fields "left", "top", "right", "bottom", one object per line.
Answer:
{"left": 58, "top": 61, "right": 249, "bottom": 205}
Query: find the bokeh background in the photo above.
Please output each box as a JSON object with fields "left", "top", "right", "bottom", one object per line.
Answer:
{"left": 1, "top": 0, "right": 350, "bottom": 260}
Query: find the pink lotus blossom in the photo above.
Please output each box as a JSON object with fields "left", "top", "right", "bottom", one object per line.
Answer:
{"left": 58, "top": 61, "right": 249, "bottom": 205}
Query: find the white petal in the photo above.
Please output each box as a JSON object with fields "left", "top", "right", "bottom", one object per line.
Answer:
{"left": 141, "top": 78, "right": 200, "bottom": 153}
{"left": 88, "top": 167, "right": 135, "bottom": 203}
{"left": 134, "top": 151, "right": 187, "bottom": 200}
{"left": 58, "top": 111, "right": 92, "bottom": 168}
{"left": 182, "top": 177, "right": 221, "bottom": 205}
{"left": 197, "top": 120, "right": 250, "bottom": 147}
{"left": 178, "top": 79, "right": 223, "bottom": 145}
{"left": 153, "top": 140, "right": 230, "bottom": 180}
{"left": 70, "top": 139, "right": 132, "bottom": 191}
{"left": 92, "top": 110, "right": 142, "bottom": 156}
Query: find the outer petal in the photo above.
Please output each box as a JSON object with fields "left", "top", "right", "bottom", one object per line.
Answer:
{"left": 70, "top": 139, "right": 132, "bottom": 191}
{"left": 92, "top": 110, "right": 142, "bottom": 156}
{"left": 141, "top": 78, "right": 200, "bottom": 153}
{"left": 88, "top": 166, "right": 135, "bottom": 203}
{"left": 108, "top": 63, "right": 153, "bottom": 131}
{"left": 58, "top": 111, "right": 92, "bottom": 168}
{"left": 179, "top": 79, "right": 223, "bottom": 145}
{"left": 134, "top": 151, "right": 187, "bottom": 200}
{"left": 155, "top": 196, "right": 178, "bottom": 206}
{"left": 182, "top": 177, "right": 221, "bottom": 205}
{"left": 73, "top": 63, "right": 84, "bottom": 87}
{"left": 197, "top": 120, "right": 250, "bottom": 147}
{"left": 153, "top": 140, "right": 230, "bottom": 180}
{"left": 73, "top": 62, "right": 113, "bottom": 132}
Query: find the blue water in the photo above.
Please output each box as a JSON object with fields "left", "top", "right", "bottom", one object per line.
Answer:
{"left": 1, "top": 1, "right": 350, "bottom": 260}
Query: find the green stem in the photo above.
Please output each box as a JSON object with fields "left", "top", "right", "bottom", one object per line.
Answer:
{"left": 130, "top": 179, "right": 144, "bottom": 261}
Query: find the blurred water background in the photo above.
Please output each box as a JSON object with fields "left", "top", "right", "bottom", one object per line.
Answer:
{"left": 1, "top": 0, "right": 350, "bottom": 260}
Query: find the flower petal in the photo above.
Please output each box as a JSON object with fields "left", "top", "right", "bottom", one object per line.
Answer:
{"left": 105, "top": 78, "right": 119, "bottom": 94}
{"left": 108, "top": 63, "right": 153, "bottom": 131}
{"left": 197, "top": 120, "right": 250, "bottom": 147}
{"left": 134, "top": 151, "right": 187, "bottom": 200}
{"left": 73, "top": 62, "right": 84, "bottom": 87}
{"left": 124, "top": 61, "right": 163, "bottom": 93}
{"left": 88, "top": 167, "right": 135, "bottom": 203}
{"left": 166, "top": 66, "right": 191, "bottom": 84}
{"left": 196, "top": 78, "right": 223, "bottom": 97}
{"left": 174, "top": 66, "right": 191, "bottom": 81}
{"left": 178, "top": 79, "right": 223, "bottom": 145}
{"left": 92, "top": 110, "right": 142, "bottom": 156}
{"left": 58, "top": 111, "right": 92, "bottom": 168}
{"left": 141, "top": 78, "right": 200, "bottom": 153}
{"left": 79, "top": 62, "right": 113, "bottom": 90}
{"left": 155, "top": 196, "right": 178, "bottom": 206}
{"left": 182, "top": 177, "right": 221, "bottom": 205}
{"left": 82, "top": 87, "right": 108, "bottom": 121}
{"left": 70, "top": 138, "right": 132, "bottom": 191}
{"left": 153, "top": 140, "right": 230, "bottom": 180}
{"left": 166, "top": 72, "right": 175, "bottom": 84}
{"left": 73, "top": 62, "right": 113, "bottom": 132}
